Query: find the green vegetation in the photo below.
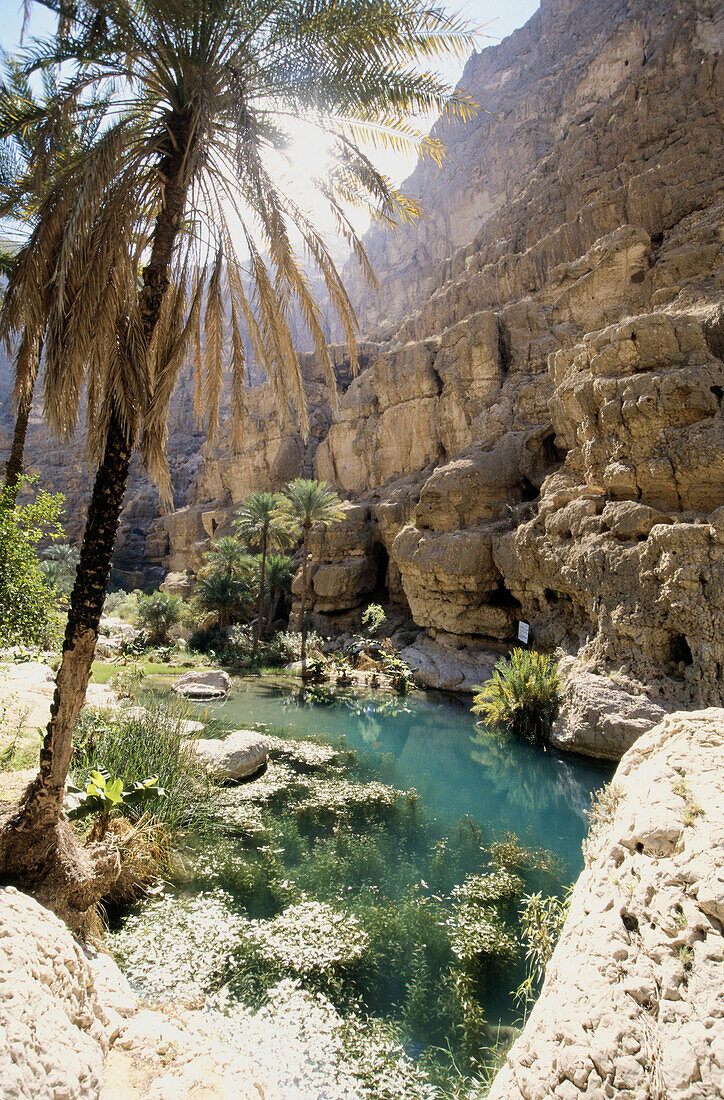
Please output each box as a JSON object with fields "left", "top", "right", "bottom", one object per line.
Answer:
{"left": 361, "top": 603, "right": 387, "bottom": 635}
{"left": 135, "top": 591, "right": 183, "bottom": 644}
{"left": 0, "top": 482, "right": 65, "bottom": 648}
{"left": 65, "top": 768, "right": 165, "bottom": 840}
{"left": 472, "top": 649, "right": 560, "bottom": 745}
{"left": 514, "top": 890, "right": 570, "bottom": 1011}
{"left": 234, "top": 492, "right": 298, "bottom": 652}
{"left": 110, "top": 729, "right": 561, "bottom": 1090}
{"left": 102, "top": 589, "right": 142, "bottom": 621}
{"left": 72, "top": 701, "right": 213, "bottom": 835}
{"left": 39, "top": 543, "right": 80, "bottom": 596}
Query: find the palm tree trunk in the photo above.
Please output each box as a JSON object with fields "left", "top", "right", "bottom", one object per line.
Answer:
{"left": 1, "top": 127, "right": 193, "bottom": 895}
{"left": 268, "top": 584, "right": 277, "bottom": 637}
{"left": 20, "top": 409, "right": 132, "bottom": 830}
{"left": 2, "top": 389, "right": 32, "bottom": 505}
{"left": 2, "top": 333, "right": 43, "bottom": 508}
{"left": 254, "top": 536, "right": 267, "bottom": 656}
{"left": 300, "top": 525, "right": 309, "bottom": 673}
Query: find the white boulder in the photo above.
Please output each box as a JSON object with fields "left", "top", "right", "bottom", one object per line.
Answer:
{"left": 172, "top": 670, "right": 232, "bottom": 699}
{"left": 191, "top": 729, "right": 269, "bottom": 780}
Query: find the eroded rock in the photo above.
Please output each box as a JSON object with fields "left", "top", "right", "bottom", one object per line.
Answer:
{"left": 191, "top": 729, "right": 269, "bottom": 780}
{"left": 171, "top": 669, "right": 232, "bottom": 699}
{"left": 487, "top": 708, "right": 724, "bottom": 1100}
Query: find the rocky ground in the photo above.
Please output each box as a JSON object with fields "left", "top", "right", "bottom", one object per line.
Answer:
{"left": 489, "top": 708, "right": 724, "bottom": 1100}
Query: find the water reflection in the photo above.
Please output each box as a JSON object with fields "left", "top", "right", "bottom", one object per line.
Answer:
{"left": 171, "top": 677, "right": 613, "bottom": 881}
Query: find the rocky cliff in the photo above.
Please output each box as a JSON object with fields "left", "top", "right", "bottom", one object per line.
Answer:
{"left": 488, "top": 707, "right": 724, "bottom": 1100}
{"left": 3, "top": 0, "right": 723, "bottom": 745}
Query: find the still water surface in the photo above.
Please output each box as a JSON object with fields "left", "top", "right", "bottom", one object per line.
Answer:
{"left": 188, "top": 677, "right": 613, "bottom": 882}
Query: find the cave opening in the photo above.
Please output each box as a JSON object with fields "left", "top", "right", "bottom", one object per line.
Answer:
{"left": 520, "top": 476, "right": 539, "bottom": 502}
{"left": 370, "top": 543, "right": 391, "bottom": 604}
{"left": 669, "top": 633, "right": 693, "bottom": 670}
{"left": 487, "top": 581, "right": 522, "bottom": 610}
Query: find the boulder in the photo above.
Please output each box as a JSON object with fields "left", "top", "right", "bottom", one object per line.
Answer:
{"left": 0, "top": 886, "right": 136, "bottom": 1100}
{"left": 550, "top": 656, "right": 669, "bottom": 760}
{"left": 191, "top": 729, "right": 269, "bottom": 780}
{"left": 399, "top": 634, "right": 498, "bottom": 693}
{"left": 172, "top": 669, "right": 232, "bottom": 699}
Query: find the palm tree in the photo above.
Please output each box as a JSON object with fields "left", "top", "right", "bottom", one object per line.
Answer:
{"left": 265, "top": 552, "right": 293, "bottom": 634}
{"left": 0, "top": 60, "right": 107, "bottom": 502}
{"left": 0, "top": 0, "right": 476, "bottom": 919}
{"left": 201, "top": 536, "right": 254, "bottom": 581}
{"left": 277, "top": 479, "right": 343, "bottom": 670}
{"left": 234, "top": 492, "right": 298, "bottom": 653}
{"left": 195, "top": 571, "right": 255, "bottom": 630}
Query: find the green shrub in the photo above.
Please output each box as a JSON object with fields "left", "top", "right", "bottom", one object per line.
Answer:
{"left": 103, "top": 588, "right": 142, "bottom": 622}
{"left": 0, "top": 482, "right": 65, "bottom": 648}
{"left": 136, "top": 591, "right": 183, "bottom": 644}
{"left": 272, "top": 630, "right": 324, "bottom": 662}
{"left": 361, "top": 603, "right": 386, "bottom": 635}
{"left": 72, "top": 700, "right": 213, "bottom": 834}
{"left": 472, "top": 649, "right": 560, "bottom": 744}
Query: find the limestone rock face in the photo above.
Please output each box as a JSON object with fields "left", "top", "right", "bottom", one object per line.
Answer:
{"left": 399, "top": 634, "right": 498, "bottom": 694}
{"left": 551, "top": 657, "right": 670, "bottom": 760}
{"left": 0, "top": 887, "right": 136, "bottom": 1100}
{"left": 487, "top": 708, "right": 724, "bottom": 1100}
{"left": 191, "top": 729, "right": 269, "bottom": 780}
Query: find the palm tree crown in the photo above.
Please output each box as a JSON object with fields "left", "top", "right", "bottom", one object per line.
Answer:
{"left": 2, "top": 0, "right": 477, "bottom": 486}
{"left": 278, "top": 478, "right": 344, "bottom": 530}
{"left": 202, "top": 536, "right": 256, "bottom": 580}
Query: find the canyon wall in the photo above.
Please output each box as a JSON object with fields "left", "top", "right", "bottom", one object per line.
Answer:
{"left": 2, "top": 0, "right": 722, "bottom": 740}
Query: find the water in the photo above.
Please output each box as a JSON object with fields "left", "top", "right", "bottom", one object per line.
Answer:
{"left": 182, "top": 676, "right": 612, "bottom": 883}
{"left": 116, "top": 676, "right": 614, "bottom": 1092}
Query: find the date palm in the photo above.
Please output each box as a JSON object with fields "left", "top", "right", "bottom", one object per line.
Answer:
{"left": 277, "top": 478, "right": 343, "bottom": 669}
{"left": 0, "top": 60, "right": 107, "bottom": 502}
{"left": 201, "top": 536, "right": 255, "bottom": 581}
{"left": 0, "top": 0, "right": 476, "bottom": 921}
{"left": 234, "top": 492, "right": 298, "bottom": 653}
{"left": 195, "top": 570, "right": 255, "bottom": 630}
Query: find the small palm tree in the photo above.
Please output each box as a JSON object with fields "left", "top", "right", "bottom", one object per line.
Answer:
{"left": 39, "top": 543, "right": 80, "bottom": 596}
{"left": 264, "top": 552, "right": 293, "bottom": 634}
{"left": 136, "top": 590, "right": 182, "bottom": 645}
{"left": 201, "top": 537, "right": 255, "bottom": 581}
{"left": 234, "top": 493, "right": 298, "bottom": 654}
{"left": 472, "top": 649, "right": 561, "bottom": 745}
{"left": 277, "top": 479, "right": 343, "bottom": 669}
{"left": 195, "top": 572, "right": 255, "bottom": 630}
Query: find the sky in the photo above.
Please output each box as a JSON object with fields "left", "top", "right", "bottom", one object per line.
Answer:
{"left": 0, "top": 0, "right": 540, "bottom": 245}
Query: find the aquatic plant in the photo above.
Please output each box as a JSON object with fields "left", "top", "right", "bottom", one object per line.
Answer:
{"left": 72, "top": 700, "right": 213, "bottom": 834}
{"left": 246, "top": 899, "right": 369, "bottom": 975}
{"left": 108, "top": 701, "right": 573, "bottom": 1092}
{"left": 472, "top": 649, "right": 560, "bottom": 744}
{"left": 514, "top": 890, "right": 570, "bottom": 1011}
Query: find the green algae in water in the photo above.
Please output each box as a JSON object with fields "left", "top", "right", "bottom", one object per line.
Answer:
{"left": 116, "top": 682, "right": 613, "bottom": 1095}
